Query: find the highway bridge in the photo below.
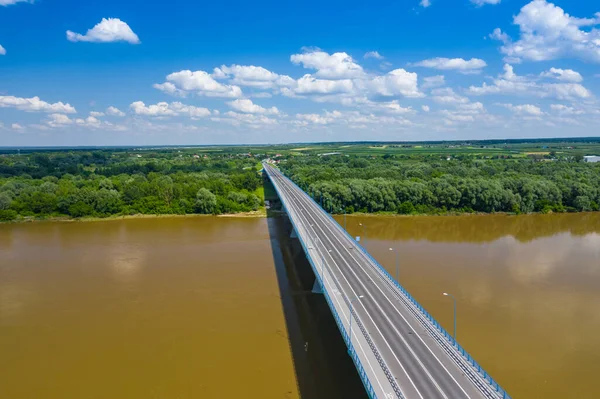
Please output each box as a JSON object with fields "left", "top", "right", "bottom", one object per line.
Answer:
{"left": 263, "top": 162, "right": 512, "bottom": 399}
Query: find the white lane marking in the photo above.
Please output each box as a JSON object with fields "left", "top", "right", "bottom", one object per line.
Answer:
{"left": 275, "top": 174, "right": 416, "bottom": 399}
{"left": 274, "top": 176, "right": 390, "bottom": 397}
{"left": 282, "top": 172, "right": 478, "bottom": 398}
{"left": 281, "top": 181, "right": 440, "bottom": 399}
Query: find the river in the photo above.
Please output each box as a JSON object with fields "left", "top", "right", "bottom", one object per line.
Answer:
{"left": 1, "top": 213, "right": 599, "bottom": 398}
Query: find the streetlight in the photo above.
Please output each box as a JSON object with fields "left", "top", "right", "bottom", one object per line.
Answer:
{"left": 389, "top": 247, "right": 399, "bottom": 282}
{"left": 443, "top": 292, "right": 457, "bottom": 342}
{"left": 349, "top": 295, "right": 364, "bottom": 348}
{"left": 359, "top": 223, "right": 367, "bottom": 247}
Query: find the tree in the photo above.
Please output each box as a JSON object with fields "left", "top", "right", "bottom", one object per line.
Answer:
{"left": 0, "top": 192, "right": 12, "bottom": 210}
{"left": 196, "top": 188, "right": 217, "bottom": 214}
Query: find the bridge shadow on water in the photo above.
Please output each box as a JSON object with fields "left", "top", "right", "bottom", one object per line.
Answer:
{"left": 265, "top": 176, "right": 368, "bottom": 399}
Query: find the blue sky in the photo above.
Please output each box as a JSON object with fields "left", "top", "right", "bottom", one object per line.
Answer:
{"left": 1, "top": 0, "right": 600, "bottom": 146}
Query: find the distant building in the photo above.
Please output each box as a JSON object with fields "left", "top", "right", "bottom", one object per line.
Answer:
{"left": 583, "top": 155, "right": 600, "bottom": 163}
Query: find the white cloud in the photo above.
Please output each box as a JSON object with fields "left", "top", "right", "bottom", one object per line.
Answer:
{"left": 291, "top": 50, "right": 365, "bottom": 79}
{"left": 90, "top": 111, "right": 105, "bottom": 117}
{"left": 295, "top": 74, "right": 354, "bottom": 95}
{"left": 106, "top": 106, "right": 125, "bottom": 117}
{"left": 550, "top": 104, "right": 584, "bottom": 115}
{"left": 471, "top": 0, "right": 501, "bottom": 6}
{"left": 213, "top": 111, "right": 278, "bottom": 127}
{"left": 0, "top": 0, "right": 32, "bottom": 6}
{"left": 500, "top": 103, "right": 545, "bottom": 116}
{"left": 540, "top": 67, "right": 583, "bottom": 83}
{"left": 155, "top": 70, "right": 243, "bottom": 98}
{"left": 431, "top": 88, "right": 469, "bottom": 104}
{"left": 130, "top": 101, "right": 211, "bottom": 119}
{"left": 0, "top": 45, "right": 5, "bottom": 55}
{"left": 66, "top": 18, "right": 140, "bottom": 44}
{"left": 422, "top": 105, "right": 430, "bottom": 112}
{"left": 11, "top": 123, "right": 24, "bottom": 130}
{"left": 422, "top": 75, "right": 445, "bottom": 89}
{"left": 364, "top": 68, "right": 423, "bottom": 98}
{"left": 491, "top": 0, "right": 600, "bottom": 63}
{"left": 412, "top": 57, "right": 487, "bottom": 73}
{"left": 47, "top": 113, "right": 73, "bottom": 127}
{"left": 0, "top": 95, "right": 76, "bottom": 113}
{"left": 420, "top": 0, "right": 431, "bottom": 8}
{"left": 227, "top": 99, "right": 279, "bottom": 115}
{"left": 214, "top": 65, "right": 295, "bottom": 90}
{"left": 468, "top": 64, "right": 592, "bottom": 100}
{"left": 364, "top": 51, "right": 384, "bottom": 60}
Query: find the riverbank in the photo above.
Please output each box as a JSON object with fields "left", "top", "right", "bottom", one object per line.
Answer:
{"left": 0, "top": 209, "right": 267, "bottom": 224}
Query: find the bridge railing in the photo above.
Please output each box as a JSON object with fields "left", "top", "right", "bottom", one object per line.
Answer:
{"left": 280, "top": 168, "right": 512, "bottom": 399}
{"left": 265, "top": 167, "right": 379, "bottom": 399}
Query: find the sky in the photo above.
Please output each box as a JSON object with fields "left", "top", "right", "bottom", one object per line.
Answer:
{"left": 1, "top": 0, "right": 600, "bottom": 146}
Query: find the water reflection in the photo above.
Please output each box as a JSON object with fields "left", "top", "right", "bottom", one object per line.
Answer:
{"left": 343, "top": 213, "right": 600, "bottom": 399}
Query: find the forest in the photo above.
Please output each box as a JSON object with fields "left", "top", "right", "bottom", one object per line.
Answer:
{"left": 280, "top": 155, "right": 600, "bottom": 215}
{"left": 0, "top": 150, "right": 263, "bottom": 221}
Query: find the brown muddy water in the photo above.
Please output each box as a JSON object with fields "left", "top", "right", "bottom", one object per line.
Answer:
{"left": 1, "top": 213, "right": 599, "bottom": 398}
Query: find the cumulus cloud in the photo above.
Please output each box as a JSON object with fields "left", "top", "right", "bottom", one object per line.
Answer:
{"left": 154, "top": 70, "right": 243, "bottom": 98}
{"left": 213, "top": 64, "right": 295, "bottom": 90}
{"left": 500, "top": 103, "right": 545, "bottom": 116}
{"left": 212, "top": 112, "right": 278, "bottom": 127}
{"left": 420, "top": 0, "right": 431, "bottom": 8}
{"left": 0, "top": 95, "right": 76, "bottom": 113}
{"left": 0, "top": 45, "right": 5, "bottom": 55}
{"left": 491, "top": 0, "right": 600, "bottom": 63}
{"left": 106, "top": 106, "right": 125, "bottom": 116}
{"left": 364, "top": 68, "right": 423, "bottom": 98}
{"left": 364, "top": 51, "right": 384, "bottom": 60}
{"left": 47, "top": 113, "right": 73, "bottom": 127}
{"left": 11, "top": 123, "right": 24, "bottom": 130}
{"left": 550, "top": 104, "right": 584, "bottom": 115}
{"left": 67, "top": 18, "right": 140, "bottom": 44}
{"left": 226, "top": 99, "right": 279, "bottom": 115}
{"left": 431, "top": 88, "right": 469, "bottom": 104}
{"left": 422, "top": 105, "right": 430, "bottom": 112}
{"left": 412, "top": 57, "right": 487, "bottom": 73}
{"left": 90, "top": 111, "right": 105, "bottom": 117}
{"left": 540, "top": 67, "right": 583, "bottom": 83}
{"left": 291, "top": 50, "right": 365, "bottom": 79}
{"left": 468, "top": 64, "right": 592, "bottom": 100}
{"left": 294, "top": 74, "right": 354, "bottom": 95}
{"left": 422, "top": 75, "right": 445, "bottom": 89}
{"left": 471, "top": 0, "right": 501, "bottom": 6}
{"left": 130, "top": 101, "right": 211, "bottom": 118}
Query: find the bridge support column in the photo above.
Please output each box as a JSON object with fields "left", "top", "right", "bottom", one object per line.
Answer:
{"left": 311, "top": 279, "right": 323, "bottom": 294}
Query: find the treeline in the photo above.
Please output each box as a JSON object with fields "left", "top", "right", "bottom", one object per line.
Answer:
{"left": 0, "top": 151, "right": 263, "bottom": 221}
{"left": 281, "top": 156, "right": 600, "bottom": 215}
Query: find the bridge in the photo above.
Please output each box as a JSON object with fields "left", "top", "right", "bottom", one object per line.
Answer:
{"left": 263, "top": 162, "right": 512, "bottom": 399}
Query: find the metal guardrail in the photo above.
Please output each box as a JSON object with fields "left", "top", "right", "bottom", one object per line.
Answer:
{"left": 279, "top": 167, "right": 513, "bottom": 399}
{"left": 265, "top": 167, "right": 379, "bottom": 399}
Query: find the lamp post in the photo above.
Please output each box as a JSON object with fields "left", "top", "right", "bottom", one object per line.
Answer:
{"left": 443, "top": 292, "right": 457, "bottom": 342}
{"left": 389, "top": 247, "right": 399, "bottom": 282}
{"left": 349, "top": 295, "right": 364, "bottom": 348}
{"left": 359, "top": 223, "right": 367, "bottom": 247}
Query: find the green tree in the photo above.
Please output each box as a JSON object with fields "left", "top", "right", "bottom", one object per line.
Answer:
{"left": 196, "top": 188, "right": 217, "bottom": 214}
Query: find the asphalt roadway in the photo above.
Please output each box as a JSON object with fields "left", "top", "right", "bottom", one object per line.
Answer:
{"left": 265, "top": 163, "right": 500, "bottom": 399}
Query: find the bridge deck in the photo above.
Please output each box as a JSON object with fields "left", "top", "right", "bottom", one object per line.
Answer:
{"left": 265, "top": 163, "right": 509, "bottom": 399}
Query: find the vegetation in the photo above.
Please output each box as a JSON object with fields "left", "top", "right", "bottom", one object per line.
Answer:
{"left": 279, "top": 147, "right": 600, "bottom": 216}
{"left": 1, "top": 138, "right": 599, "bottom": 222}
{"left": 0, "top": 149, "right": 264, "bottom": 222}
